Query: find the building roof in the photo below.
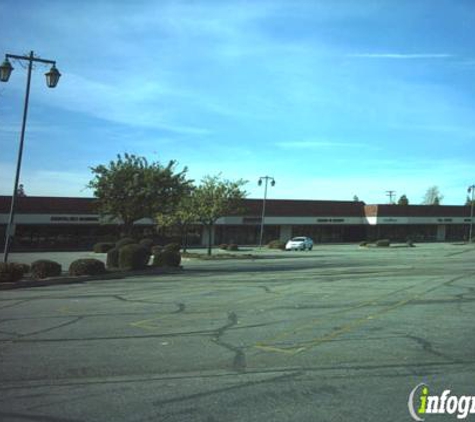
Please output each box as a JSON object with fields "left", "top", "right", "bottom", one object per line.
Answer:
{"left": 237, "top": 199, "right": 366, "bottom": 217}
{"left": 0, "top": 196, "right": 97, "bottom": 214}
{"left": 0, "top": 196, "right": 471, "bottom": 218}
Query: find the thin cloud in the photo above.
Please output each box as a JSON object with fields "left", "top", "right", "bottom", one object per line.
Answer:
{"left": 276, "top": 141, "right": 371, "bottom": 149}
{"left": 42, "top": 72, "right": 212, "bottom": 135}
{"left": 348, "top": 53, "right": 453, "bottom": 59}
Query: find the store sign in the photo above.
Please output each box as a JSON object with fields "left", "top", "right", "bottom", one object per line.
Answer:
{"left": 50, "top": 216, "right": 99, "bottom": 222}
{"left": 382, "top": 218, "right": 398, "bottom": 223}
{"left": 316, "top": 218, "right": 345, "bottom": 223}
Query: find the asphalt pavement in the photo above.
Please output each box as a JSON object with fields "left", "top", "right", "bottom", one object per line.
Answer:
{"left": 1, "top": 244, "right": 474, "bottom": 421}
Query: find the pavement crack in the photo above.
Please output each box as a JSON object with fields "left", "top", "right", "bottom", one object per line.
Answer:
{"left": 27, "top": 317, "right": 83, "bottom": 340}
{"left": 114, "top": 295, "right": 186, "bottom": 314}
{"left": 113, "top": 295, "right": 164, "bottom": 305}
{"left": 152, "top": 371, "right": 302, "bottom": 406}
{"left": 212, "top": 311, "right": 247, "bottom": 373}
{"left": 406, "top": 334, "right": 459, "bottom": 362}
{"left": 2, "top": 329, "right": 216, "bottom": 343}
{"left": 0, "top": 299, "right": 34, "bottom": 310}
{"left": 28, "top": 317, "right": 84, "bottom": 337}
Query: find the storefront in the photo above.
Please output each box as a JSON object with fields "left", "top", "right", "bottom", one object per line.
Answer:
{"left": 0, "top": 196, "right": 472, "bottom": 251}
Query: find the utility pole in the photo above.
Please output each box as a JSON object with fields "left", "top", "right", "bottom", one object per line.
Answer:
{"left": 386, "top": 190, "right": 396, "bottom": 204}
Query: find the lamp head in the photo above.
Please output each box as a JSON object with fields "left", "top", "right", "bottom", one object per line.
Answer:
{"left": 0, "top": 58, "right": 13, "bottom": 82}
{"left": 45, "top": 64, "right": 61, "bottom": 88}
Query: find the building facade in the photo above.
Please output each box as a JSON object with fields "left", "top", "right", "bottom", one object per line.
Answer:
{"left": 0, "top": 196, "right": 472, "bottom": 251}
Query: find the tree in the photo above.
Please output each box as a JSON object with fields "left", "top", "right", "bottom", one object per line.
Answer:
{"left": 353, "top": 195, "right": 359, "bottom": 202}
{"left": 17, "top": 184, "right": 26, "bottom": 197}
{"left": 193, "top": 175, "right": 247, "bottom": 256}
{"left": 156, "top": 193, "right": 198, "bottom": 252}
{"left": 88, "top": 153, "right": 192, "bottom": 235}
{"left": 397, "top": 194, "right": 409, "bottom": 206}
{"left": 422, "top": 186, "right": 444, "bottom": 205}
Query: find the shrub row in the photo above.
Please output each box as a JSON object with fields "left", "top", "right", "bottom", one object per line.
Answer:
{"left": 119, "top": 244, "right": 150, "bottom": 270}
{"left": 69, "top": 259, "right": 106, "bottom": 276}
{"left": 267, "top": 239, "right": 286, "bottom": 250}
{"left": 1, "top": 243, "right": 181, "bottom": 284}
{"left": 139, "top": 238, "right": 154, "bottom": 252}
{"left": 163, "top": 243, "right": 181, "bottom": 253}
{"left": 31, "top": 260, "right": 62, "bottom": 279}
{"left": 106, "top": 241, "right": 182, "bottom": 270}
{"left": 218, "top": 243, "right": 239, "bottom": 251}
{"left": 93, "top": 242, "right": 115, "bottom": 253}
{"left": 151, "top": 245, "right": 164, "bottom": 256}
{"left": 115, "top": 237, "right": 136, "bottom": 248}
{"left": 0, "top": 259, "right": 63, "bottom": 281}
{"left": 153, "top": 250, "right": 181, "bottom": 267}
{"left": 93, "top": 237, "right": 165, "bottom": 254}
{"left": 152, "top": 243, "right": 181, "bottom": 268}
{"left": 0, "top": 262, "right": 26, "bottom": 283}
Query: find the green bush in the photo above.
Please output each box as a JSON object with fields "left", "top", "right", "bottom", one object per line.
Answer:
{"left": 16, "top": 263, "right": 30, "bottom": 274}
{"left": 106, "top": 247, "right": 120, "bottom": 269}
{"left": 118, "top": 244, "right": 151, "bottom": 270}
{"left": 164, "top": 243, "right": 181, "bottom": 253}
{"left": 153, "top": 250, "right": 181, "bottom": 267}
{"left": 115, "top": 237, "right": 136, "bottom": 248}
{"left": 0, "top": 262, "right": 26, "bottom": 283}
{"left": 139, "top": 238, "right": 154, "bottom": 252}
{"left": 151, "top": 245, "right": 163, "bottom": 256}
{"left": 376, "top": 239, "right": 390, "bottom": 247}
{"left": 69, "top": 259, "right": 106, "bottom": 276}
{"left": 267, "top": 239, "right": 286, "bottom": 250}
{"left": 31, "top": 260, "right": 62, "bottom": 279}
{"left": 93, "top": 242, "right": 115, "bottom": 253}
{"left": 227, "top": 244, "right": 239, "bottom": 251}
{"left": 219, "top": 244, "right": 228, "bottom": 250}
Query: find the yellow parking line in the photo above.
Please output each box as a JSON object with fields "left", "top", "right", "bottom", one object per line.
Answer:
{"left": 129, "top": 318, "right": 161, "bottom": 330}
{"left": 255, "top": 288, "right": 406, "bottom": 347}
{"left": 255, "top": 293, "right": 422, "bottom": 355}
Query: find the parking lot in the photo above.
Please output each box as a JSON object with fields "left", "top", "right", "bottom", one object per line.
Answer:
{"left": 1, "top": 243, "right": 475, "bottom": 421}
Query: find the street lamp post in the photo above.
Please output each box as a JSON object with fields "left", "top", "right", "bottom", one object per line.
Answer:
{"left": 258, "top": 176, "right": 275, "bottom": 248}
{"left": 468, "top": 185, "right": 475, "bottom": 243}
{"left": 1, "top": 51, "right": 61, "bottom": 263}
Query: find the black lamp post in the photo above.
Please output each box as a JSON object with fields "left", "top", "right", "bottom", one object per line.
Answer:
{"left": 258, "top": 176, "right": 275, "bottom": 248}
{"left": 1, "top": 51, "right": 61, "bottom": 263}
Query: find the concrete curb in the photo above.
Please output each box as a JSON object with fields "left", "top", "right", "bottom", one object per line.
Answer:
{"left": 0, "top": 266, "right": 184, "bottom": 291}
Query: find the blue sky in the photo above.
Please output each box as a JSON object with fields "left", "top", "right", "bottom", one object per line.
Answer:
{"left": 1, "top": 0, "right": 474, "bottom": 205}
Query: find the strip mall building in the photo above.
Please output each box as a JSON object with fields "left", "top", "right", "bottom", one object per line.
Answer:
{"left": 0, "top": 196, "right": 472, "bottom": 251}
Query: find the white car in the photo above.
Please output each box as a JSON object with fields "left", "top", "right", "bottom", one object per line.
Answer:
{"left": 285, "top": 236, "right": 314, "bottom": 251}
